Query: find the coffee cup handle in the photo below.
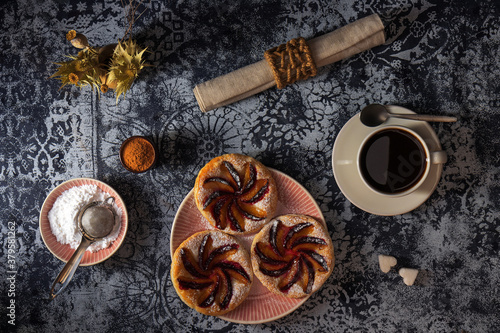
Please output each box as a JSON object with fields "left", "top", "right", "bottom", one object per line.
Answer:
{"left": 430, "top": 150, "right": 447, "bottom": 164}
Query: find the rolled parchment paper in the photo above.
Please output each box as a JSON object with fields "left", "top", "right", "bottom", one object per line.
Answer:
{"left": 193, "top": 13, "right": 385, "bottom": 112}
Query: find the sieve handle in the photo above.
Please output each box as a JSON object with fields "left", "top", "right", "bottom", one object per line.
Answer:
{"left": 49, "top": 237, "right": 92, "bottom": 301}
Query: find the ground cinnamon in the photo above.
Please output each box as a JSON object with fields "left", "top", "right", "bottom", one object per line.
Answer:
{"left": 121, "top": 136, "right": 155, "bottom": 172}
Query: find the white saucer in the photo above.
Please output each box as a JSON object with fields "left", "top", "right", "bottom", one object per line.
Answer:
{"left": 332, "top": 105, "right": 444, "bottom": 216}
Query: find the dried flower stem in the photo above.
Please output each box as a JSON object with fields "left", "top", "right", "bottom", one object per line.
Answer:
{"left": 87, "top": 47, "right": 99, "bottom": 56}
{"left": 120, "top": 0, "right": 149, "bottom": 42}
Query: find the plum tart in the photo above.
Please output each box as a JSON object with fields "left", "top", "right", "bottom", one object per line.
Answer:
{"left": 194, "top": 154, "right": 278, "bottom": 234}
{"left": 251, "top": 214, "right": 334, "bottom": 298}
{"left": 171, "top": 230, "right": 253, "bottom": 316}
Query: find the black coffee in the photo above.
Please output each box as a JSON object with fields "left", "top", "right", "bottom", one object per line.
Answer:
{"left": 359, "top": 128, "right": 426, "bottom": 194}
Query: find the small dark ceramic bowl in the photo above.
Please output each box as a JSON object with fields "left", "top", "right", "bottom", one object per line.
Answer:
{"left": 119, "top": 136, "right": 157, "bottom": 173}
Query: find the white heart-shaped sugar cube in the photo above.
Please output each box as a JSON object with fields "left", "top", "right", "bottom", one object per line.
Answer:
{"left": 399, "top": 268, "right": 419, "bottom": 286}
{"left": 378, "top": 254, "right": 397, "bottom": 273}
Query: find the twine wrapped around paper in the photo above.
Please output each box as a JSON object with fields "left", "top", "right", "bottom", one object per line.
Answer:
{"left": 193, "top": 14, "right": 385, "bottom": 112}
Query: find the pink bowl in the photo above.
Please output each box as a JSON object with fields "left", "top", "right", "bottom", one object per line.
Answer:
{"left": 39, "top": 178, "right": 128, "bottom": 266}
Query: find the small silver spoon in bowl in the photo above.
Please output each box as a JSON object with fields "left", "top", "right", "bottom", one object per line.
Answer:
{"left": 360, "top": 104, "right": 458, "bottom": 127}
{"left": 49, "top": 197, "right": 116, "bottom": 301}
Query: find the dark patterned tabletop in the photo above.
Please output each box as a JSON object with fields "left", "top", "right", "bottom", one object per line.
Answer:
{"left": 1, "top": 0, "right": 499, "bottom": 332}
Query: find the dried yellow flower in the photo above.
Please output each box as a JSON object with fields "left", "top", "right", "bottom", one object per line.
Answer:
{"left": 125, "top": 69, "right": 135, "bottom": 78}
{"left": 68, "top": 73, "right": 79, "bottom": 84}
{"left": 66, "top": 30, "right": 77, "bottom": 41}
{"left": 108, "top": 40, "right": 148, "bottom": 101}
{"left": 75, "top": 61, "right": 85, "bottom": 72}
{"left": 100, "top": 84, "right": 109, "bottom": 93}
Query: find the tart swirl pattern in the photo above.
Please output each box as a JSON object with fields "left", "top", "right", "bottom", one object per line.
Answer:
{"left": 251, "top": 215, "right": 334, "bottom": 298}
{"left": 171, "top": 230, "right": 253, "bottom": 316}
{"left": 194, "top": 154, "right": 278, "bottom": 234}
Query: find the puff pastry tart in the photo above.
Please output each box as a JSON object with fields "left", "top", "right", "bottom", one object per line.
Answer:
{"left": 171, "top": 230, "right": 253, "bottom": 316}
{"left": 251, "top": 214, "right": 334, "bottom": 298}
{"left": 194, "top": 154, "right": 278, "bottom": 234}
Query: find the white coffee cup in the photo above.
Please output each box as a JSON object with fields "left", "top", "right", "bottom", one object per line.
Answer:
{"left": 357, "top": 125, "right": 447, "bottom": 197}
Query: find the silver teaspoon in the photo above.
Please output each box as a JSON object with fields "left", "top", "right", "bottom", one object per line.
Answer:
{"left": 360, "top": 104, "right": 458, "bottom": 127}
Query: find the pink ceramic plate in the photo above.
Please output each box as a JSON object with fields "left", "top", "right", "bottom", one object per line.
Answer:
{"left": 170, "top": 169, "right": 325, "bottom": 324}
{"left": 39, "top": 178, "right": 128, "bottom": 266}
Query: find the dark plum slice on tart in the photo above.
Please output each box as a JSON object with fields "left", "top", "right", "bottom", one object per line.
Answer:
{"left": 172, "top": 231, "right": 253, "bottom": 315}
{"left": 251, "top": 215, "right": 334, "bottom": 298}
{"left": 194, "top": 154, "right": 277, "bottom": 234}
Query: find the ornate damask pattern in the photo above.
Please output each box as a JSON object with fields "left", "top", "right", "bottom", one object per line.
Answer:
{"left": 1, "top": 0, "right": 499, "bottom": 332}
